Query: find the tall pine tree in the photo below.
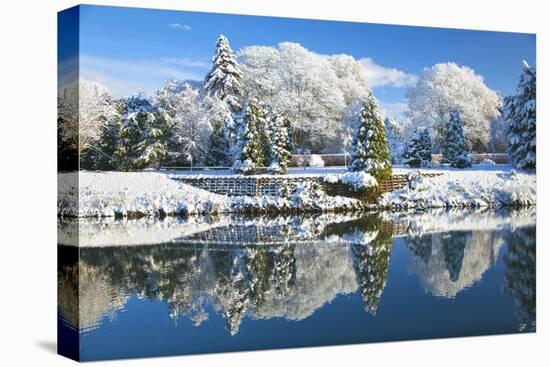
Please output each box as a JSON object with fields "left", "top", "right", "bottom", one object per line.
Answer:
{"left": 349, "top": 94, "right": 392, "bottom": 181}
{"left": 442, "top": 111, "right": 471, "bottom": 168}
{"left": 204, "top": 34, "right": 245, "bottom": 166}
{"left": 503, "top": 61, "right": 536, "bottom": 170}
{"left": 403, "top": 128, "right": 432, "bottom": 168}
{"left": 234, "top": 98, "right": 271, "bottom": 175}
{"left": 205, "top": 34, "right": 245, "bottom": 111}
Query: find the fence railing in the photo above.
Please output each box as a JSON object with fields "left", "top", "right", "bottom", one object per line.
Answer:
{"left": 172, "top": 173, "right": 442, "bottom": 198}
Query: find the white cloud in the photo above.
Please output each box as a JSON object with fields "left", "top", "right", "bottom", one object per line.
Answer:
{"left": 377, "top": 100, "right": 408, "bottom": 119}
{"left": 79, "top": 55, "right": 208, "bottom": 97}
{"left": 359, "top": 58, "right": 418, "bottom": 88}
{"left": 167, "top": 23, "right": 191, "bottom": 31}
{"left": 160, "top": 57, "right": 210, "bottom": 69}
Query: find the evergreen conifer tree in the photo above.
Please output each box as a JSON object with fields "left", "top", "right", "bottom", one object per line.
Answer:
{"left": 206, "top": 119, "right": 232, "bottom": 167}
{"left": 442, "top": 111, "right": 472, "bottom": 168}
{"left": 204, "top": 35, "right": 245, "bottom": 112}
{"left": 113, "top": 95, "right": 167, "bottom": 170}
{"left": 503, "top": 61, "right": 536, "bottom": 170}
{"left": 268, "top": 111, "right": 292, "bottom": 174}
{"left": 403, "top": 128, "right": 432, "bottom": 168}
{"left": 204, "top": 34, "right": 245, "bottom": 166}
{"left": 349, "top": 94, "right": 392, "bottom": 181}
{"left": 234, "top": 98, "right": 271, "bottom": 174}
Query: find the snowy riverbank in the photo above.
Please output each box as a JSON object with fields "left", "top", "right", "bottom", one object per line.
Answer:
{"left": 378, "top": 168, "right": 536, "bottom": 210}
{"left": 58, "top": 171, "right": 363, "bottom": 217}
{"left": 58, "top": 167, "right": 535, "bottom": 218}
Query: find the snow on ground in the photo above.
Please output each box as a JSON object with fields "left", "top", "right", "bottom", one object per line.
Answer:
{"left": 58, "top": 171, "right": 363, "bottom": 218}
{"left": 58, "top": 164, "right": 535, "bottom": 218}
{"left": 58, "top": 171, "right": 228, "bottom": 217}
{"left": 379, "top": 167, "right": 535, "bottom": 209}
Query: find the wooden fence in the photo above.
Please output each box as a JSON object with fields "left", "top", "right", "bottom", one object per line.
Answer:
{"left": 173, "top": 173, "right": 441, "bottom": 198}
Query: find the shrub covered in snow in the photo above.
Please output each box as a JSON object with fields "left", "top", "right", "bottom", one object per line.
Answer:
{"left": 309, "top": 155, "right": 325, "bottom": 167}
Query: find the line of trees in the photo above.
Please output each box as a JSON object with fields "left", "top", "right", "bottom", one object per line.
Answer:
{"left": 57, "top": 34, "right": 536, "bottom": 173}
{"left": 399, "top": 61, "right": 536, "bottom": 170}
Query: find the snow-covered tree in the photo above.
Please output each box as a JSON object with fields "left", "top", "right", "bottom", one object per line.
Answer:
{"left": 169, "top": 86, "right": 211, "bottom": 167}
{"left": 81, "top": 110, "right": 121, "bottom": 170}
{"left": 328, "top": 54, "right": 371, "bottom": 105}
{"left": 154, "top": 80, "right": 231, "bottom": 166}
{"left": 503, "top": 61, "right": 536, "bottom": 170}
{"left": 204, "top": 34, "right": 244, "bottom": 112}
{"left": 112, "top": 95, "right": 166, "bottom": 170}
{"left": 240, "top": 43, "right": 367, "bottom": 153}
{"left": 348, "top": 94, "right": 392, "bottom": 182}
{"left": 403, "top": 128, "right": 432, "bottom": 168}
{"left": 203, "top": 95, "right": 234, "bottom": 166}
{"left": 405, "top": 63, "right": 501, "bottom": 152}
{"left": 384, "top": 116, "right": 405, "bottom": 164}
{"left": 58, "top": 80, "right": 116, "bottom": 158}
{"left": 268, "top": 111, "right": 292, "bottom": 174}
{"left": 442, "top": 111, "right": 471, "bottom": 168}
{"left": 234, "top": 98, "right": 271, "bottom": 174}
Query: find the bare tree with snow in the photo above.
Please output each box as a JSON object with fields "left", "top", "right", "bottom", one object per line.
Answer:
{"left": 239, "top": 43, "right": 370, "bottom": 153}
{"left": 155, "top": 80, "right": 213, "bottom": 167}
{"left": 58, "top": 80, "right": 116, "bottom": 159}
{"left": 405, "top": 63, "right": 501, "bottom": 152}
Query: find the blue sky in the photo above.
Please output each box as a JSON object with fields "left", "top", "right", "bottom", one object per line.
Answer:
{"left": 60, "top": 5, "right": 536, "bottom": 118}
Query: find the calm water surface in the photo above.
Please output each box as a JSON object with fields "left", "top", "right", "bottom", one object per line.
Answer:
{"left": 58, "top": 208, "right": 536, "bottom": 361}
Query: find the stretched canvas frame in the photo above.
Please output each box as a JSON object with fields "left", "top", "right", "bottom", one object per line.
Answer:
{"left": 58, "top": 4, "right": 536, "bottom": 362}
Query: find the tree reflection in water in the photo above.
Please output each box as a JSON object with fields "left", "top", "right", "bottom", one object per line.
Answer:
{"left": 58, "top": 208, "right": 536, "bottom": 336}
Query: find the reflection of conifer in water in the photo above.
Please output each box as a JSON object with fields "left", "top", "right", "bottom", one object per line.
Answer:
{"left": 214, "top": 252, "right": 250, "bottom": 336}
{"left": 406, "top": 234, "right": 433, "bottom": 265}
{"left": 272, "top": 243, "right": 296, "bottom": 298}
{"left": 246, "top": 247, "right": 273, "bottom": 309}
{"left": 503, "top": 226, "right": 536, "bottom": 332}
{"left": 351, "top": 230, "right": 392, "bottom": 315}
{"left": 440, "top": 232, "right": 470, "bottom": 282}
